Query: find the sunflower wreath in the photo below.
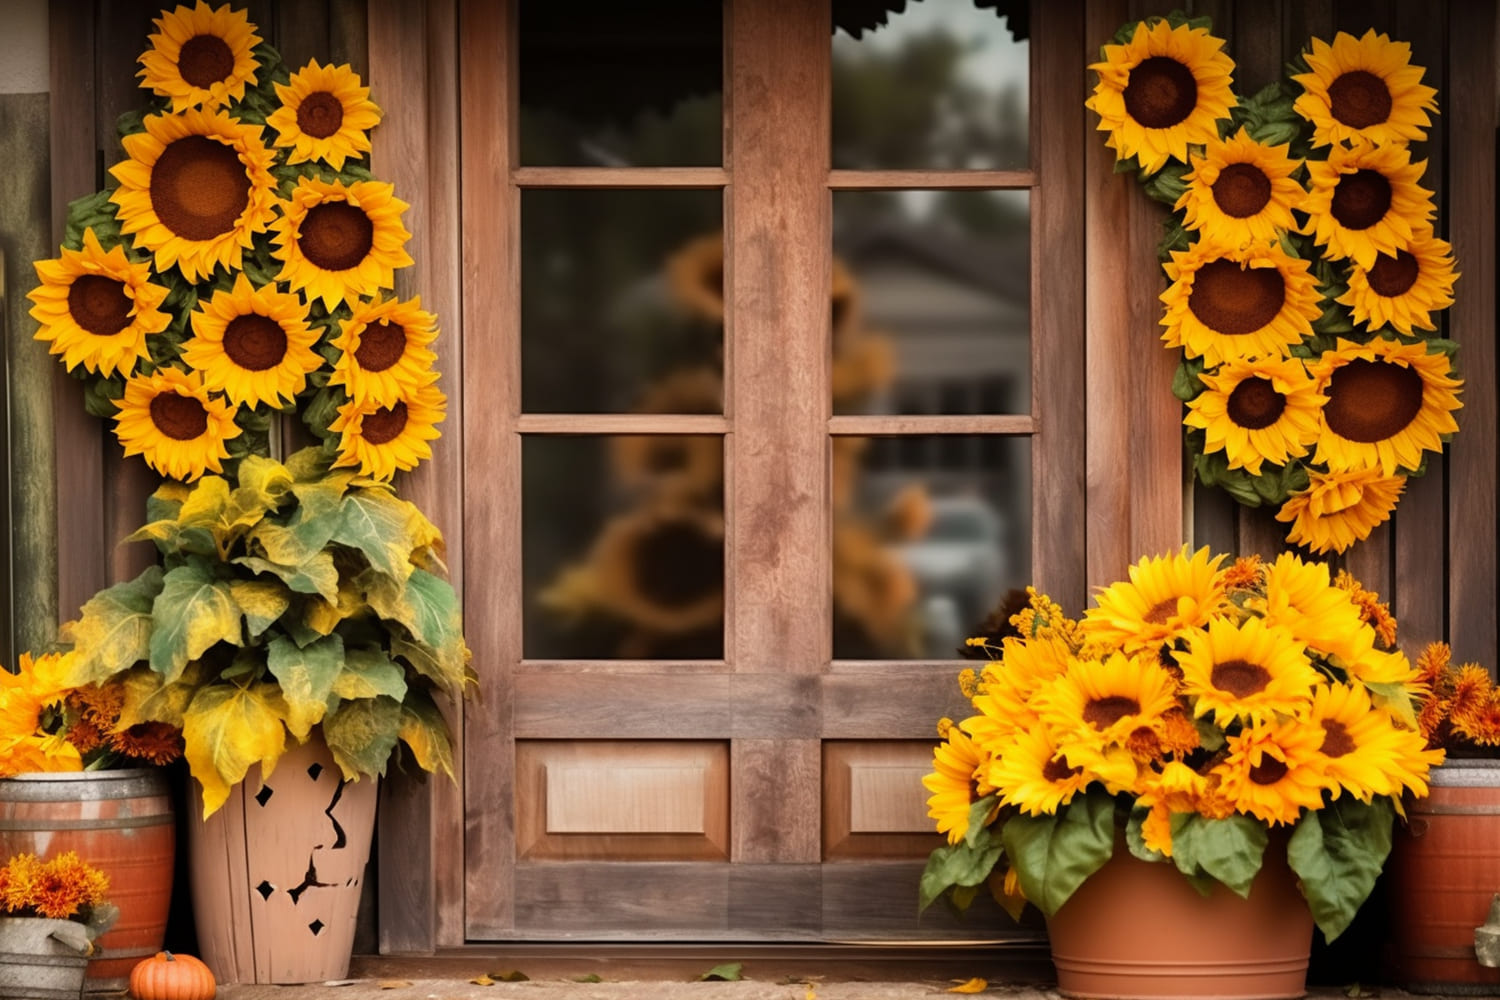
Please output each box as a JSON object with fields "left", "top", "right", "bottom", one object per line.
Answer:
{"left": 28, "top": 1, "right": 443, "bottom": 483}
{"left": 1086, "top": 12, "right": 1462, "bottom": 555}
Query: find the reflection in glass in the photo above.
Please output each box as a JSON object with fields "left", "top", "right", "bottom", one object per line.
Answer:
{"left": 521, "top": 190, "right": 724, "bottom": 413}
{"left": 833, "top": 190, "right": 1030, "bottom": 416}
{"left": 519, "top": 1, "right": 722, "bottom": 166}
{"left": 832, "top": 435, "right": 1031, "bottom": 660}
{"left": 526, "top": 435, "right": 725, "bottom": 660}
{"left": 833, "top": 0, "right": 1029, "bottom": 170}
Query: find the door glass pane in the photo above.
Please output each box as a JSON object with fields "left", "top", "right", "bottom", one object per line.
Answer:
{"left": 832, "top": 0, "right": 1029, "bottom": 170}
{"left": 832, "top": 435, "right": 1030, "bottom": 660}
{"left": 522, "top": 190, "right": 724, "bottom": 413}
{"left": 833, "top": 190, "right": 1030, "bottom": 416}
{"left": 520, "top": 0, "right": 722, "bottom": 166}
{"left": 525, "top": 434, "right": 725, "bottom": 660}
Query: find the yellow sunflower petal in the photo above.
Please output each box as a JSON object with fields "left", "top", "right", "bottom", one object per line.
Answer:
{"left": 1291, "top": 28, "right": 1439, "bottom": 148}
{"left": 1176, "top": 127, "right": 1304, "bottom": 248}
{"left": 272, "top": 177, "right": 414, "bottom": 311}
{"left": 137, "top": 1, "right": 262, "bottom": 113}
{"left": 328, "top": 295, "right": 440, "bottom": 408}
{"left": 1337, "top": 229, "right": 1458, "bottom": 336}
{"left": 114, "top": 367, "right": 243, "bottom": 482}
{"left": 1277, "top": 467, "right": 1405, "bottom": 555}
{"left": 1184, "top": 355, "right": 1324, "bottom": 475}
{"left": 181, "top": 271, "right": 324, "bottom": 408}
{"left": 268, "top": 59, "right": 383, "bottom": 171}
{"left": 1081, "top": 546, "right": 1229, "bottom": 652}
{"left": 329, "top": 379, "right": 446, "bottom": 480}
{"left": 1160, "top": 240, "right": 1323, "bottom": 366}
{"left": 1301, "top": 141, "right": 1436, "bottom": 270}
{"left": 1174, "top": 615, "right": 1321, "bottom": 727}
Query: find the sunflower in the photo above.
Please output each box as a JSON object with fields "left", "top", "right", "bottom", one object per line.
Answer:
{"left": 833, "top": 520, "right": 919, "bottom": 653}
{"left": 1086, "top": 18, "right": 1238, "bottom": 174}
{"left": 1291, "top": 29, "right": 1439, "bottom": 148}
{"left": 574, "top": 506, "right": 724, "bottom": 635}
{"left": 923, "top": 724, "right": 996, "bottom": 844}
{"left": 986, "top": 724, "right": 1092, "bottom": 818}
{"left": 181, "top": 272, "right": 323, "bottom": 408}
{"left": 114, "top": 367, "right": 242, "bottom": 482}
{"left": 328, "top": 379, "right": 446, "bottom": 480}
{"left": 328, "top": 295, "right": 440, "bottom": 408}
{"left": 1309, "top": 336, "right": 1462, "bottom": 477}
{"left": 1309, "top": 682, "right": 1440, "bottom": 802}
{"left": 1254, "top": 551, "right": 1370, "bottom": 665}
{"left": 1301, "top": 141, "right": 1435, "bottom": 270}
{"left": 109, "top": 108, "right": 279, "bottom": 283}
{"left": 1277, "top": 467, "right": 1406, "bottom": 555}
{"left": 27, "top": 228, "right": 171, "bottom": 378}
{"left": 1175, "top": 128, "right": 1303, "bottom": 248}
{"left": 1337, "top": 229, "right": 1458, "bottom": 336}
{"left": 666, "top": 232, "right": 725, "bottom": 322}
{"left": 1183, "top": 355, "right": 1324, "bottom": 475}
{"left": 1033, "top": 650, "right": 1180, "bottom": 751}
{"left": 1174, "top": 615, "right": 1320, "bottom": 727}
{"left": 1160, "top": 240, "right": 1323, "bottom": 366}
{"left": 1081, "top": 546, "right": 1229, "bottom": 652}
{"left": 1215, "top": 718, "right": 1329, "bottom": 825}
{"left": 267, "top": 59, "right": 382, "bottom": 171}
{"left": 137, "top": 1, "right": 261, "bottom": 113}
{"left": 272, "top": 177, "right": 414, "bottom": 311}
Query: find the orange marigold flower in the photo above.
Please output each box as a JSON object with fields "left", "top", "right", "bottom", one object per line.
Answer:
{"left": 1159, "top": 707, "right": 1202, "bottom": 756}
{"left": 1448, "top": 665, "right": 1493, "bottom": 720}
{"left": 110, "top": 722, "right": 185, "bottom": 765}
{"left": 0, "top": 854, "right": 40, "bottom": 914}
{"left": 1223, "top": 556, "right": 1264, "bottom": 591}
{"left": 1453, "top": 697, "right": 1500, "bottom": 748}
{"left": 1415, "top": 641, "right": 1453, "bottom": 688}
{"left": 1335, "top": 570, "right": 1398, "bottom": 649}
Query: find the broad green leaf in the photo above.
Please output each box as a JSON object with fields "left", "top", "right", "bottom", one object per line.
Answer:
{"left": 322, "top": 695, "right": 402, "bottom": 780}
{"left": 249, "top": 510, "right": 339, "bottom": 569}
{"left": 66, "top": 566, "right": 165, "bottom": 683}
{"left": 1365, "top": 681, "right": 1419, "bottom": 729}
{"left": 149, "top": 561, "right": 244, "bottom": 682}
{"left": 233, "top": 454, "right": 293, "bottom": 510}
{"left": 699, "top": 964, "right": 743, "bottom": 982}
{"left": 919, "top": 835, "right": 1004, "bottom": 912}
{"left": 1124, "top": 806, "right": 1167, "bottom": 864}
{"left": 1168, "top": 813, "right": 1267, "bottom": 898}
{"left": 390, "top": 635, "right": 463, "bottom": 694}
{"left": 285, "top": 445, "right": 335, "bottom": 483}
{"left": 335, "top": 647, "right": 409, "bottom": 702}
{"left": 1287, "top": 796, "right": 1394, "bottom": 941}
{"left": 397, "top": 688, "right": 453, "bottom": 777}
{"left": 183, "top": 682, "right": 289, "bottom": 818}
{"left": 178, "top": 475, "right": 231, "bottom": 530}
{"left": 229, "top": 579, "right": 290, "bottom": 638}
{"left": 266, "top": 634, "right": 344, "bottom": 741}
{"left": 332, "top": 489, "right": 420, "bottom": 581}
{"left": 115, "top": 660, "right": 206, "bottom": 729}
{"left": 1000, "top": 786, "right": 1116, "bottom": 916}
{"left": 236, "top": 552, "right": 339, "bottom": 602}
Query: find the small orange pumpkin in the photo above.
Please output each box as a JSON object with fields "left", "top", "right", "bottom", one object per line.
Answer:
{"left": 129, "top": 951, "right": 217, "bottom": 1000}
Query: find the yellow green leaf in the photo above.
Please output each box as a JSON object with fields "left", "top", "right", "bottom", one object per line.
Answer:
{"left": 699, "top": 963, "right": 742, "bottom": 982}
{"left": 116, "top": 661, "right": 206, "bottom": 729}
{"left": 66, "top": 566, "right": 164, "bottom": 684}
{"left": 177, "top": 475, "right": 231, "bottom": 529}
{"left": 236, "top": 552, "right": 339, "bottom": 603}
{"left": 322, "top": 696, "right": 401, "bottom": 780}
{"left": 948, "top": 978, "right": 988, "bottom": 993}
{"left": 229, "top": 580, "right": 290, "bottom": 638}
{"left": 334, "top": 648, "right": 408, "bottom": 702}
{"left": 183, "top": 682, "right": 289, "bottom": 818}
{"left": 489, "top": 970, "right": 528, "bottom": 982}
{"left": 234, "top": 454, "right": 292, "bottom": 506}
{"left": 266, "top": 635, "right": 343, "bottom": 741}
{"left": 396, "top": 689, "right": 453, "bottom": 778}
{"left": 333, "top": 489, "right": 420, "bottom": 581}
{"left": 148, "top": 561, "right": 243, "bottom": 682}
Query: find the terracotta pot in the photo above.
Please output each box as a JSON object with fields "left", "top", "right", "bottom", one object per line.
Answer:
{"left": 187, "top": 736, "right": 377, "bottom": 985}
{"left": 1387, "top": 759, "right": 1500, "bottom": 994}
{"left": 0, "top": 768, "right": 174, "bottom": 993}
{"left": 0, "top": 916, "right": 92, "bottom": 1000}
{"left": 1046, "top": 843, "right": 1314, "bottom": 1000}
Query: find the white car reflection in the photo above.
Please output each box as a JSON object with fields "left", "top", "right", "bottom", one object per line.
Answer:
{"left": 897, "top": 495, "right": 1008, "bottom": 654}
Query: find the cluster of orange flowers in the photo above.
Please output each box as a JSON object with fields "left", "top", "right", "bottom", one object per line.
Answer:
{"left": 1415, "top": 642, "right": 1500, "bottom": 752}
{"left": 0, "top": 851, "right": 110, "bottom": 922}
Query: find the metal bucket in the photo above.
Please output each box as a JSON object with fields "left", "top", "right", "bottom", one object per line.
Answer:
{"left": 0, "top": 917, "right": 90, "bottom": 1000}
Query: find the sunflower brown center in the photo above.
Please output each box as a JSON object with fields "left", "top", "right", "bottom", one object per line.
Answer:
{"left": 361, "top": 401, "right": 408, "bottom": 444}
{"left": 150, "top": 136, "right": 251, "bottom": 241}
{"left": 67, "top": 275, "right": 132, "bottom": 336}
{"left": 1188, "top": 259, "right": 1286, "bottom": 335}
{"left": 1144, "top": 599, "right": 1179, "bottom": 625}
{"left": 647, "top": 441, "right": 689, "bottom": 473}
{"left": 1323, "top": 359, "right": 1424, "bottom": 443}
{"left": 1249, "top": 756, "right": 1289, "bottom": 785}
{"left": 1211, "top": 658, "right": 1272, "bottom": 697}
{"left": 634, "top": 520, "right": 721, "bottom": 608}
{"left": 1043, "top": 756, "right": 1082, "bottom": 783}
{"left": 177, "top": 34, "right": 235, "bottom": 89}
{"left": 1366, "top": 249, "right": 1420, "bottom": 297}
{"left": 1123, "top": 56, "right": 1199, "bottom": 129}
{"left": 299, "top": 202, "right": 374, "bottom": 272}
{"left": 1226, "top": 376, "right": 1287, "bottom": 430}
{"left": 1084, "top": 696, "right": 1141, "bottom": 729}
{"left": 296, "top": 91, "right": 345, "bottom": 140}
{"left": 354, "top": 321, "right": 406, "bottom": 371}
{"left": 149, "top": 392, "right": 209, "bottom": 441}
{"left": 1331, "top": 169, "right": 1393, "bottom": 230}
{"left": 1320, "top": 719, "right": 1356, "bottom": 758}
{"left": 223, "top": 315, "right": 288, "bottom": 371}
{"left": 1212, "top": 163, "right": 1273, "bottom": 218}
{"left": 1327, "top": 70, "right": 1393, "bottom": 129}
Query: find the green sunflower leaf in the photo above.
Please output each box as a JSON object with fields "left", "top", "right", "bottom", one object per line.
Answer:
{"left": 1169, "top": 813, "right": 1268, "bottom": 898}
{"left": 1000, "top": 786, "right": 1116, "bottom": 916}
{"left": 1288, "top": 796, "right": 1394, "bottom": 941}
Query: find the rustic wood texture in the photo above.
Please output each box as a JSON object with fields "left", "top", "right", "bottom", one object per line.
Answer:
{"left": 822, "top": 742, "right": 940, "bottom": 860}
{"left": 821, "top": 861, "right": 1041, "bottom": 939}
{"left": 823, "top": 663, "right": 975, "bottom": 739}
{"left": 827, "top": 415, "right": 1034, "bottom": 435}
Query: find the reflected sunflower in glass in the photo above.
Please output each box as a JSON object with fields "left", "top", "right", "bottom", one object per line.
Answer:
{"left": 113, "top": 366, "right": 242, "bottom": 482}
{"left": 1337, "top": 229, "right": 1458, "bottom": 336}
{"left": 27, "top": 228, "right": 171, "bottom": 378}
{"left": 328, "top": 295, "right": 440, "bottom": 408}
{"left": 109, "top": 108, "right": 278, "bottom": 283}
{"left": 272, "top": 176, "right": 414, "bottom": 311}
{"left": 328, "top": 379, "right": 446, "bottom": 481}
{"left": 268, "top": 59, "right": 382, "bottom": 171}
{"left": 1160, "top": 240, "right": 1322, "bottom": 366}
{"left": 137, "top": 0, "right": 261, "bottom": 113}
{"left": 1086, "top": 17, "right": 1237, "bottom": 174}
{"left": 1276, "top": 467, "right": 1406, "bottom": 556}
{"left": 180, "top": 272, "right": 323, "bottom": 408}
{"left": 1301, "top": 141, "right": 1435, "bottom": 270}
{"left": 1176, "top": 128, "right": 1303, "bottom": 248}
{"left": 1184, "top": 355, "right": 1323, "bottom": 476}
{"left": 1291, "top": 28, "right": 1439, "bottom": 148}
{"left": 1309, "top": 336, "right": 1462, "bottom": 477}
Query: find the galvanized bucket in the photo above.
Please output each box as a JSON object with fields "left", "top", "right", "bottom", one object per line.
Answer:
{"left": 0, "top": 916, "right": 90, "bottom": 1000}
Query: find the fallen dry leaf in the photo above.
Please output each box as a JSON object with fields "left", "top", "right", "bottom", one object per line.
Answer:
{"left": 470, "top": 974, "right": 494, "bottom": 985}
{"left": 377, "top": 981, "right": 412, "bottom": 990}
{"left": 490, "top": 970, "right": 530, "bottom": 982}
{"left": 948, "top": 978, "right": 988, "bottom": 994}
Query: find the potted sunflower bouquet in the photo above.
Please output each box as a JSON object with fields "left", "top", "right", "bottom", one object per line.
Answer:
{"left": 921, "top": 547, "right": 1442, "bottom": 999}
{"left": 1085, "top": 13, "right": 1461, "bottom": 554}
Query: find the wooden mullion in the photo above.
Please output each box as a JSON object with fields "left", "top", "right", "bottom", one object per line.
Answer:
{"left": 827, "top": 415, "right": 1034, "bottom": 436}
{"left": 828, "top": 169, "right": 1034, "bottom": 190}
{"left": 512, "top": 166, "right": 727, "bottom": 188}
{"left": 515, "top": 414, "right": 729, "bottom": 434}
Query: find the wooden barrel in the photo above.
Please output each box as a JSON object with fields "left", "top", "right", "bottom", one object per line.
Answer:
{"left": 1387, "top": 759, "right": 1500, "bottom": 994}
{"left": 0, "top": 769, "right": 175, "bottom": 993}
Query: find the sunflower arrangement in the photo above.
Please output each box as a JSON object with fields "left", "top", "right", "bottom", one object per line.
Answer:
{"left": 28, "top": 1, "right": 443, "bottom": 484}
{"left": 1086, "top": 14, "right": 1461, "bottom": 554}
{"left": 920, "top": 546, "right": 1442, "bottom": 942}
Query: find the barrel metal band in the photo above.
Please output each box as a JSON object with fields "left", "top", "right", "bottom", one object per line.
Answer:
{"left": 0, "top": 813, "right": 172, "bottom": 831}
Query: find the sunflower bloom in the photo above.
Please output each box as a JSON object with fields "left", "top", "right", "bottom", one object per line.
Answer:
{"left": 181, "top": 272, "right": 323, "bottom": 408}
{"left": 1337, "top": 229, "right": 1458, "bottom": 336}
{"left": 1277, "top": 467, "right": 1406, "bottom": 555}
{"left": 272, "top": 177, "right": 414, "bottom": 311}
{"left": 1309, "top": 336, "right": 1462, "bottom": 477}
{"left": 1082, "top": 546, "right": 1229, "bottom": 652}
{"left": 328, "top": 295, "right": 440, "bottom": 408}
{"left": 28, "top": 228, "right": 172, "bottom": 378}
{"left": 1175, "top": 615, "right": 1321, "bottom": 727}
{"left": 1033, "top": 651, "right": 1180, "bottom": 751}
{"left": 986, "top": 725, "right": 1092, "bottom": 818}
{"left": 1301, "top": 141, "right": 1435, "bottom": 270}
{"left": 329, "top": 379, "right": 446, "bottom": 480}
{"left": 109, "top": 108, "right": 279, "bottom": 283}
{"left": 1292, "top": 29, "right": 1439, "bottom": 148}
{"left": 924, "top": 726, "right": 996, "bottom": 844}
{"left": 1255, "top": 551, "right": 1371, "bottom": 664}
{"left": 1160, "top": 240, "right": 1323, "bottom": 366}
{"left": 1086, "top": 19, "right": 1238, "bottom": 174}
{"left": 268, "top": 59, "right": 382, "bottom": 170}
{"left": 1184, "top": 355, "right": 1324, "bottom": 475}
{"left": 1176, "top": 128, "right": 1303, "bottom": 248}
{"left": 137, "top": 1, "right": 261, "bottom": 113}
{"left": 1216, "top": 719, "right": 1328, "bottom": 825}
{"left": 1310, "top": 682, "right": 1441, "bottom": 802}
{"left": 114, "top": 367, "right": 242, "bottom": 482}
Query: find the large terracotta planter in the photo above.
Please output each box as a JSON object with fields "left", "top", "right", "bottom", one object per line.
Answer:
{"left": 187, "top": 736, "right": 377, "bottom": 985}
{"left": 0, "top": 768, "right": 174, "bottom": 993}
{"left": 1046, "top": 844, "right": 1314, "bottom": 1000}
{"left": 1387, "top": 759, "right": 1500, "bottom": 994}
